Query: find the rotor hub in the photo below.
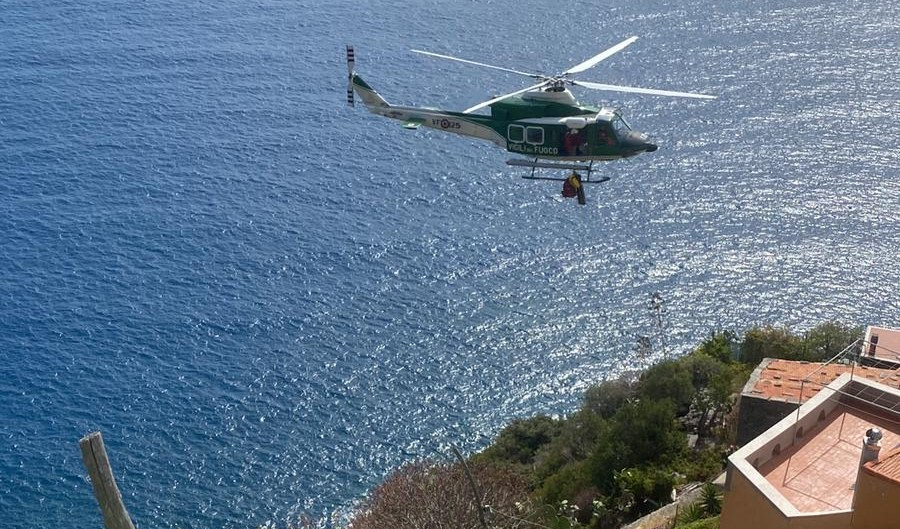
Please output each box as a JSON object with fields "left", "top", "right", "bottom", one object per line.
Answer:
{"left": 546, "top": 78, "right": 568, "bottom": 92}
{"left": 522, "top": 86, "right": 576, "bottom": 105}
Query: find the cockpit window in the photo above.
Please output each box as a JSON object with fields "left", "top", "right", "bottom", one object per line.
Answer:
{"left": 611, "top": 115, "right": 631, "bottom": 139}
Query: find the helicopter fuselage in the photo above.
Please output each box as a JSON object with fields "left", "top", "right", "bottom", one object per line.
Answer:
{"left": 351, "top": 74, "right": 658, "bottom": 162}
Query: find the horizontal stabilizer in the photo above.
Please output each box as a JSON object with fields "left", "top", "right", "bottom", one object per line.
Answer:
{"left": 403, "top": 119, "right": 423, "bottom": 129}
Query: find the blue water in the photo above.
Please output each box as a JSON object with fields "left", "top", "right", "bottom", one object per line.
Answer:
{"left": 1, "top": 0, "right": 898, "bottom": 527}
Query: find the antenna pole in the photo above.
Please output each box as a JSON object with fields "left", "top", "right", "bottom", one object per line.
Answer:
{"left": 650, "top": 292, "right": 667, "bottom": 359}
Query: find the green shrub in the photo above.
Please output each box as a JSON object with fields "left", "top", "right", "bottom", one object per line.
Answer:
{"left": 694, "top": 331, "right": 737, "bottom": 364}
{"left": 803, "top": 321, "right": 862, "bottom": 361}
{"left": 678, "top": 501, "right": 706, "bottom": 525}
{"left": 676, "top": 515, "right": 720, "bottom": 529}
{"left": 583, "top": 433, "right": 627, "bottom": 493}
{"left": 534, "top": 410, "right": 607, "bottom": 482}
{"left": 740, "top": 326, "right": 803, "bottom": 364}
{"left": 575, "top": 398, "right": 685, "bottom": 503}
{"left": 609, "top": 399, "right": 686, "bottom": 467}
{"left": 683, "top": 354, "right": 727, "bottom": 392}
{"left": 583, "top": 379, "right": 635, "bottom": 419}
{"left": 537, "top": 461, "right": 594, "bottom": 506}
{"left": 478, "top": 415, "right": 562, "bottom": 466}
{"left": 676, "top": 447, "right": 727, "bottom": 483}
{"left": 700, "top": 482, "right": 722, "bottom": 516}
{"left": 740, "top": 322, "right": 861, "bottom": 364}
{"left": 614, "top": 466, "right": 677, "bottom": 515}
{"left": 637, "top": 360, "right": 695, "bottom": 414}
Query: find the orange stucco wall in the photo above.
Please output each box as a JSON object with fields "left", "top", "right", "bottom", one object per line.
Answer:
{"left": 850, "top": 471, "right": 900, "bottom": 529}
{"left": 719, "top": 468, "right": 851, "bottom": 529}
{"left": 720, "top": 469, "right": 791, "bottom": 529}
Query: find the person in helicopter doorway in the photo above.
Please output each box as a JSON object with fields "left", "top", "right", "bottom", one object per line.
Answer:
{"left": 563, "top": 127, "right": 586, "bottom": 157}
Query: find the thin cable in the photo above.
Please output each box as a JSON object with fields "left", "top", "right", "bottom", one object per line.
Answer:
{"left": 799, "top": 338, "right": 862, "bottom": 382}
{"left": 792, "top": 375, "right": 900, "bottom": 426}
{"left": 860, "top": 338, "right": 900, "bottom": 364}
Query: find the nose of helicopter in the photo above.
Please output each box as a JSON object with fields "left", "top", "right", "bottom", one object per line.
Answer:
{"left": 622, "top": 130, "right": 657, "bottom": 153}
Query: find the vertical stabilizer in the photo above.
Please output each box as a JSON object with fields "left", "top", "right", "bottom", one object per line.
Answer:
{"left": 345, "top": 46, "right": 390, "bottom": 108}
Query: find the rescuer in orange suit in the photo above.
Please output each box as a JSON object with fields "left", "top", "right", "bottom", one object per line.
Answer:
{"left": 563, "top": 128, "right": 585, "bottom": 156}
{"left": 562, "top": 172, "right": 586, "bottom": 205}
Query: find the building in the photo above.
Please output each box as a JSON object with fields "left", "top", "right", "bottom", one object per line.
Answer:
{"left": 735, "top": 358, "right": 900, "bottom": 445}
{"left": 720, "top": 373, "right": 900, "bottom": 529}
{"left": 861, "top": 325, "right": 900, "bottom": 369}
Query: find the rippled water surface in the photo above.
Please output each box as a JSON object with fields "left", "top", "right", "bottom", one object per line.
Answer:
{"left": 1, "top": 0, "right": 898, "bottom": 527}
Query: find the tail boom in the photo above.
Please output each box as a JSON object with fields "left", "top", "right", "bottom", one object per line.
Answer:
{"left": 345, "top": 46, "right": 504, "bottom": 146}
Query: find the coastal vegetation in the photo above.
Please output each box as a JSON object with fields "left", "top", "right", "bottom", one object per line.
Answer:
{"left": 349, "top": 322, "right": 860, "bottom": 529}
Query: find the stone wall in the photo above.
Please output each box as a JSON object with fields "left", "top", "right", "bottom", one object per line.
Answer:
{"left": 735, "top": 394, "right": 798, "bottom": 446}
{"left": 621, "top": 483, "right": 709, "bottom": 529}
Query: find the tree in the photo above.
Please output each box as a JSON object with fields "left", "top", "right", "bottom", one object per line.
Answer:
{"left": 683, "top": 354, "right": 726, "bottom": 392}
{"left": 694, "top": 331, "right": 737, "bottom": 364}
{"left": 534, "top": 410, "right": 607, "bottom": 482}
{"left": 351, "top": 460, "right": 534, "bottom": 529}
{"left": 581, "top": 399, "right": 685, "bottom": 496}
{"left": 740, "top": 326, "right": 803, "bottom": 364}
{"left": 608, "top": 399, "right": 686, "bottom": 468}
{"left": 537, "top": 460, "right": 595, "bottom": 507}
{"left": 478, "top": 416, "right": 562, "bottom": 467}
{"left": 682, "top": 354, "right": 731, "bottom": 438}
{"left": 583, "top": 379, "right": 635, "bottom": 420}
{"left": 637, "top": 360, "right": 694, "bottom": 414}
{"left": 804, "top": 321, "right": 862, "bottom": 360}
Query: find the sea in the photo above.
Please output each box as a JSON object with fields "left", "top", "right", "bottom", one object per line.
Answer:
{"left": 1, "top": 0, "right": 898, "bottom": 527}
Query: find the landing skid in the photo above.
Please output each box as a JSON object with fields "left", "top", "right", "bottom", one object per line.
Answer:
{"left": 507, "top": 158, "right": 611, "bottom": 184}
{"left": 507, "top": 158, "right": 610, "bottom": 205}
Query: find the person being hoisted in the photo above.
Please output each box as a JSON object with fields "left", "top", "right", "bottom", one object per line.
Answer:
{"left": 562, "top": 171, "right": 586, "bottom": 205}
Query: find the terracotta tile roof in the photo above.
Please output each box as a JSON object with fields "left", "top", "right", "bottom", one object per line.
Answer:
{"left": 864, "top": 445, "right": 900, "bottom": 485}
{"left": 747, "top": 359, "right": 900, "bottom": 402}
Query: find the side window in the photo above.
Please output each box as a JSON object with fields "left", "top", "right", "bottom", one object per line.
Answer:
{"left": 526, "top": 126, "right": 544, "bottom": 145}
{"left": 598, "top": 126, "right": 614, "bottom": 145}
{"left": 611, "top": 117, "right": 630, "bottom": 139}
{"left": 508, "top": 125, "right": 524, "bottom": 143}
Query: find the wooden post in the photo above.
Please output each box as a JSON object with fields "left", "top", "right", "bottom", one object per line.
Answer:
{"left": 451, "top": 445, "right": 490, "bottom": 529}
{"left": 79, "top": 431, "right": 136, "bottom": 529}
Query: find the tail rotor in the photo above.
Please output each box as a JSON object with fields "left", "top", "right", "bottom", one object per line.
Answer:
{"left": 346, "top": 45, "right": 355, "bottom": 106}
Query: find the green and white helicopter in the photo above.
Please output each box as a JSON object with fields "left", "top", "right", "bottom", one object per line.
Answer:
{"left": 346, "top": 37, "right": 715, "bottom": 203}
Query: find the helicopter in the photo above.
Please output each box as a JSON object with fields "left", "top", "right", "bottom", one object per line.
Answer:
{"left": 346, "top": 37, "right": 715, "bottom": 204}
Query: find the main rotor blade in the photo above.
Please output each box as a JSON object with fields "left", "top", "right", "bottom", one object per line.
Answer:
{"left": 563, "top": 36, "right": 639, "bottom": 75}
{"left": 463, "top": 81, "right": 551, "bottom": 114}
{"left": 410, "top": 49, "right": 545, "bottom": 79}
{"left": 572, "top": 80, "right": 716, "bottom": 99}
